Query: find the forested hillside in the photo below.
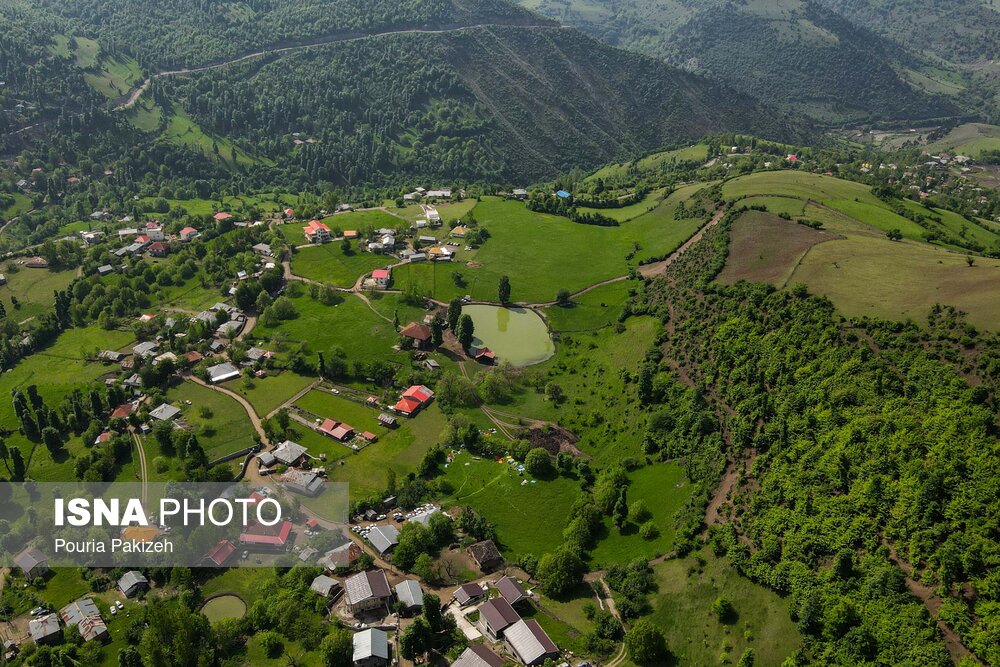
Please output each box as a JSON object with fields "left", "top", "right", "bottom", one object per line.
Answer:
{"left": 27, "top": 0, "right": 552, "bottom": 69}
{"left": 156, "top": 25, "right": 802, "bottom": 184}
{"left": 638, "top": 208, "right": 1000, "bottom": 664}
{"left": 818, "top": 0, "right": 1000, "bottom": 62}
{"left": 519, "top": 0, "right": 958, "bottom": 123}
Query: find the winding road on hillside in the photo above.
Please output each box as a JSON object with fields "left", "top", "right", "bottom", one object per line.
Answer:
{"left": 114, "top": 23, "right": 556, "bottom": 111}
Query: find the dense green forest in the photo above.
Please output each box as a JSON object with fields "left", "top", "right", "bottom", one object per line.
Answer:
{"left": 635, "top": 208, "right": 1000, "bottom": 664}
{"left": 519, "top": 0, "right": 957, "bottom": 122}
{"left": 160, "top": 25, "right": 802, "bottom": 184}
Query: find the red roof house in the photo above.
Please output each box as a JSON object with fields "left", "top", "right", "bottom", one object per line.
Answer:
{"left": 393, "top": 397, "right": 423, "bottom": 416}
{"left": 302, "top": 219, "right": 331, "bottom": 243}
{"left": 239, "top": 520, "right": 293, "bottom": 549}
{"left": 110, "top": 403, "right": 134, "bottom": 420}
{"left": 148, "top": 242, "right": 169, "bottom": 257}
{"left": 400, "top": 322, "right": 432, "bottom": 345}
{"left": 213, "top": 212, "right": 233, "bottom": 221}
{"left": 205, "top": 540, "right": 236, "bottom": 566}
{"left": 403, "top": 385, "right": 435, "bottom": 404}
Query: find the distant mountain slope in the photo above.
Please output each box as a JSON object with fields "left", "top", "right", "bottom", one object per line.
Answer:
{"left": 159, "top": 24, "right": 805, "bottom": 184}
{"left": 817, "top": 0, "right": 1000, "bottom": 62}
{"left": 28, "top": 0, "right": 554, "bottom": 69}
{"left": 520, "top": 0, "right": 958, "bottom": 123}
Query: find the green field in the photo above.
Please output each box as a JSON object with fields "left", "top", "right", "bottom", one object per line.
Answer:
{"left": 292, "top": 392, "right": 447, "bottom": 504}
{"left": 0, "top": 326, "right": 134, "bottom": 480}
{"left": 84, "top": 54, "right": 143, "bottom": 99}
{"left": 276, "top": 209, "right": 407, "bottom": 246}
{"left": 543, "top": 280, "right": 633, "bottom": 332}
{"left": 163, "top": 107, "right": 265, "bottom": 167}
{"left": 290, "top": 243, "right": 391, "bottom": 287}
{"left": 499, "top": 316, "right": 658, "bottom": 464}
{"left": 588, "top": 463, "right": 694, "bottom": 566}
{"left": 166, "top": 381, "right": 259, "bottom": 459}
{"left": 233, "top": 370, "right": 314, "bottom": 417}
{"left": 1, "top": 192, "right": 33, "bottom": 219}
{"left": 924, "top": 123, "right": 1000, "bottom": 158}
{"left": 392, "top": 197, "right": 705, "bottom": 304}
{"left": 586, "top": 143, "right": 709, "bottom": 182}
{"left": 647, "top": 550, "right": 801, "bottom": 666}
{"left": 576, "top": 188, "right": 667, "bottom": 222}
{"left": 439, "top": 450, "right": 581, "bottom": 559}
{"left": 128, "top": 95, "right": 163, "bottom": 132}
{"left": 254, "top": 292, "right": 401, "bottom": 363}
{"left": 0, "top": 266, "right": 76, "bottom": 321}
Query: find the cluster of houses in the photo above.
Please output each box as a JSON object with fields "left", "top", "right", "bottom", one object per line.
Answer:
{"left": 451, "top": 572, "right": 559, "bottom": 667}
{"left": 402, "top": 187, "right": 454, "bottom": 202}
{"left": 16, "top": 546, "right": 148, "bottom": 648}
{"left": 110, "top": 221, "right": 198, "bottom": 260}
{"left": 255, "top": 440, "right": 327, "bottom": 497}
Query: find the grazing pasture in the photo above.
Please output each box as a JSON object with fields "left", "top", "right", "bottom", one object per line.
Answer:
{"left": 716, "top": 210, "right": 837, "bottom": 286}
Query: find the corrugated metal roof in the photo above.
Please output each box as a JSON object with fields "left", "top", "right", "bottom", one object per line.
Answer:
{"left": 395, "top": 580, "right": 423, "bottom": 608}
{"left": 353, "top": 628, "right": 389, "bottom": 661}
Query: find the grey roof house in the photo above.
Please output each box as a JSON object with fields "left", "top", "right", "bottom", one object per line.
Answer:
{"left": 345, "top": 570, "right": 392, "bottom": 614}
{"left": 366, "top": 524, "right": 399, "bottom": 555}
{"left": 14, "top": 547, "right": 49, "bottom": 580}
{"left": 504, "top": 619, "right": 559, "bottom": 665}
{"left": 353, "top": 628, "right": 389, "bottom": 667}
{"left": 28, "top": 614, "right": 61, "bottom": 645}
{"left": 206, "top": 361, "right": 241, "bottom": 383}
{"left": 452, "top": 645, "right": 505, "bottom": 667}
{"left": 118, "top": 571, "right": 149, "bottom": 598}
{"left": 149, "top": 403, "right": 180, "bottom": 421}
{"left": 478, "top": 597, "right": 521, "bottom": 641}
{"left": 394, "top": 580, "right": 423, "bottom": 610}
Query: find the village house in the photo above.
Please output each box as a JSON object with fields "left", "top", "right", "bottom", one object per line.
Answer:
{"left": 59, "top": 598, "right": 108, "bottom": 642}
{"left": 149, "top": 403, "right": 180, "bottom": 421}
{"left": 399, "top": 322, "right": 432, "bottom": 349}
{"left": 213, "top": 212, "right": 233, "bottom": 222}
{"left": 453, "top": 582, "right": 486, "bottom": 607}
{"left": 378, "top": 413, "right": 398, "bottom": 428}
{"left": 146, "top": 241, "right": 168, "bottom": 258}
{"left": 24, "top": 256, "right": 49, "bottom": 268}
{"left": 393, "top": 384, "right": 435, "bottom": 416}
{"left": 28, "top": 614, "right": 61, "bottom": 645}
{"left": 204, "top": 539, "right": 236, "bottom": 567}
{"left": 178, "top": 226, "right": 197, "bottom": 241}
{"left": 239, "top": 519, "right": 293, "bottom": 551}
{"left": 99, "top": 350, "right": 127, "bottom": 363}
{"left": 495, "top": 576, "right": 528, "bottom": 605}
{"left": 468, "top": 539, "right": 503, "bottom": 571}
{"left": 252, "top": 242, "right": 272, "bottom": 256}
{"left": 320, "top": 540, "right": 363, "bottom": 570}
{"left": 353, "top": 628, "right": 390, "bottom": 667}
{"left": 472, "top": 347, "right": 497, "bottom": 365}
{"left": 478, "top": 597, "right": 521, "bottom": 641}
{"left": 272, "top": 439, "right": 308, "bottom": 466}
{"left": 14, "top": 546, "right": 49, "bottom": 580}
{"left": 426, "top": 189, "right": 451, "bottom": 200}
{"left": 97, "top": 264, "right": 114, "bottom": 276}
{"left": 450, "top": 225, "right": 469, "bottom": 238}
{"left": 310, "top": 574, "right": 341, "bottom": 599}
{"left": 344, "top": 570, "right": 393, "bottom": 614}
{"left": 278, "top": 467, "right": 325, "bottom": 496}
{"left": 319, "top": 418, "right": 355, "bottom": 442}
{"left": 512, "top": 188, "right": 528, "bottom": 200}
{"left": 371, "top": 268, "right": 391, "bottom": 288}
{"left": 366, "top": 524, "right": 399, "bottom": 556}
{"left": 395, "top": 580, "right": 424, "bottom": 612}
{"left": 206, "top": 361, "right": 241, "bottom": 383}
{"left": 303, "top": 219, "right": 332, "bottom": 243}
{"left": 246, "top": 347, "right": 272, "bottom": 363}
{"left": 452, "top": 645, "right": 504, "bottom": 667}
{"left": 503, "top": 619, "right": 559, "bottom": 666}
{"left": 427, "top": 245, "right": 454, "bottom": 261}
{"left": 117, "top": 571, "right": 149, "bottom": 598}
{"left": 146, "top": 224, "right": 165, "bottom": 241}
{"left": 132, "top": 341, "right": 158, "bottom": 358}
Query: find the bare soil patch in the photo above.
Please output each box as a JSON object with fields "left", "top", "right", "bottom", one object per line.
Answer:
{"left": 716, "top": 210, "right": 837, "bottom": 286}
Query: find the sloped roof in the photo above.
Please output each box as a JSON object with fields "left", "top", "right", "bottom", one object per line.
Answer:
{"left": 504, "top": 619, "right": 558, "bottom": 665}
{"left": 14, "top": 547, "right": 47, "bottom": 573}
{"left": 452, "top": 645, "right": 505, "bottom": 667}
{"left": 345, "top": 570, "right": 391, "bottom": 605}
{"left": 400, "top": 322, "right": 431, "bottom": 341}
{"left": 310, "top": 574, "right": 340, "bottom": 597}
{"left": 367, "top": 524, "right": 399, "bottom": 554}
{"left": 353, "top": 628, "right": 389, "bottom": 662}
{"left": 28, "top": 614, "right": 60, "bottom": 642}
{"left": 117, "top": 570, "right": 148, "bottom": 594}
{"left": 479, "top": 597, "right": 520, "bottom": 634}
{"left": 149, "top": 403, "right": 180, "bottom": 421}
{"left": 272, "top": 440, "right": 307, "bottom": 465}
{"left": 395, "top": 579, "right": 424, "bottom": 608}
{"left": 454, "top": 582, "right": 485, "bottom": 605}
{"left": 495, "top": 576, "right": 528, "bottom": 605}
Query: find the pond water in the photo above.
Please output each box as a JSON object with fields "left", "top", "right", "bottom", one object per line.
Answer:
{"left": 465, "top": 305, "right": 555, "bottom": 366}
{"left": 201, "top": 594, "right": 247, "bottom": 623}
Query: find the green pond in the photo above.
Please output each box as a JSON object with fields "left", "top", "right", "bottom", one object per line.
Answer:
{"left": 465, "top": 305, "right": 554, "bottom": 366}
{"left": 201, "top": 594, "right": 247, "bottom": 623}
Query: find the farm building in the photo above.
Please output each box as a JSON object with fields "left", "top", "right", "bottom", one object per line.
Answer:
{"left": 272, "top": 440, "right": 308, "bottom": 465}
{"left": 371, "top": 268, "right": 391, "bottom": 288}
{"left": 504, "top": 619, "right": 559, "bottom": 665}
{"left": 468, "top": 539, "right": 502, "bottom": 572}
{"left": 399, "top": 322, "right": 432, "bottom": 348}
{"left": 366, "top": 525, "right": 399, "bottom": 555}
{"left": 452, "top": 645, "right": 504, "bottom": 667}
{"left": 393, "top": 385, "right": 434, "bottom": 416}
{"left": 28, "top": 614, "right": 61, "bottom": 645}
{"left": 344, "top": 570, "right": 392, "bottom": 614}
{"left": 353, "top": 628, "right": 389, "bottom": 667}
{"left": 478, "top": 597, "right": 521, "bottom": 641}
{"left": 149, "top": 403, "right": 180, "bottom": 421}
{"left": 239, "top": 520, "right": 293, "bottom": 551}
{"left": 278, "top": 468, "right": 325, "bottom": 496}
{"left": 495, "top": 576, "right": 528, "bottom": 605}
{"left": 320, "top": 541, "right": 363, "bottom": 570}
{"left": 14, "top": 547, "right": 49, "bottom": 580}
{"left": 310, "top": 574, "right": 340, "bottom": 598}
{"left": 117, "top": 571, "right": 149, "bottom": 598}
{"left": 59, "top": 598, "right": 108, "bottom": 642}
{"left": 453, "top": 582, "right": 486, "bottom": 607}
{"left": 319, "top": 418, "right": 355, "bottom": 442}
{"left": 206, "top": 362, "right": 241, "bottom": 383}
{"left": 204, "top": 540, "right": 236, "bottom": 566}
{"left": 395, "top": 580, "right": 424, "bottom": 611}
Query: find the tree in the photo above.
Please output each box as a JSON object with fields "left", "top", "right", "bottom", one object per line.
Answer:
{"left": 119, "top": 646, "right": 143, "bottom": 667}
{"left": 431, "top": 316, "right": 444, "bottom": 348}
{"left": 545, "top": 382, "right": 565, "bottom": 404}
{"left": 447, "top": 299, "right": 462, "bottom": 332}
{"left": 556, "top": 289, "right": 572, "bottom": 306}
{"left": 886, "top": 228, "right": 902, "bottom": 241}
{"left": 498, "top": 275, "right": 511, "bottom": 304}
{"left": 624, "top": 619, "right": 668, "bottom": 664}
{"left": 413, "top": 552, "right": 437, "bottom": 584}
{"left": 536, "top": 547, "right": 585, "bottom": 598}
{"left": 457, "top": 314, "right": 475, "bottom": 350}
{"left": 711, "top": 596, "right": 735, "bottom": 622}
{"left": 525, "top": 447, "right": 553, "bottom": 478}
{"left": 629, "top": 500, "right": 651, "bottom": 523}
{"left": 320, "top": 628, "right": 353, "bottom": 667}
{"left": 966, "top": 255, "right": 975, "bottom": 267}
{"left": 400, "top": 617, "right": 431, "bottom": 661}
